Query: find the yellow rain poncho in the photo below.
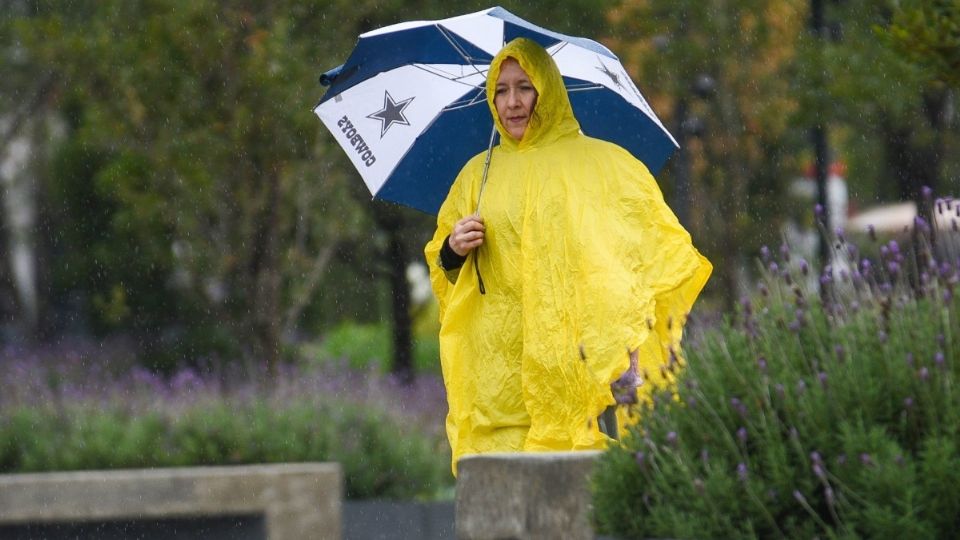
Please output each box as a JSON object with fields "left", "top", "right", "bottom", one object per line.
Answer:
{"left": 425, "top": 38, "right": 712, "bottom": 473}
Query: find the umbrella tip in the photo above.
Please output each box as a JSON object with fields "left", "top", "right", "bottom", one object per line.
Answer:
{"left": 319, "top": 64, "right": 345, "bottom": 86}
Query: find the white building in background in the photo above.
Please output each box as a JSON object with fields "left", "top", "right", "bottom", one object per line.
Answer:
{"left": 782, "top": 162, "right": 850, "bottom": 289}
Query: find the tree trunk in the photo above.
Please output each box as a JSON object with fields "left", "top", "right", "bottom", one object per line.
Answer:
{"left": 386, "top": 225, "right": 413, "bottom": 384}
{"left": 373, "top": 207, "right": 414, "bottom": 385}
{"left": 249, "top": 168, "right": 283, "bottom": 370}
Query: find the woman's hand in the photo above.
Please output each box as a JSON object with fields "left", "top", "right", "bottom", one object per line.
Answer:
{"left": 449, "top": 214, "right": 485, "bottom": 256}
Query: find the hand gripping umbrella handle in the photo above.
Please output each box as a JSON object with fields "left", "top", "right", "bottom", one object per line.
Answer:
{"left": 473, "top": 125, "right": 497, "bottom": 295}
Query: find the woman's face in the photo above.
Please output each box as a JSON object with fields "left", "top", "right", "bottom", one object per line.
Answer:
{"left": 494, "top": 58, "right": 538, "bottom": 140}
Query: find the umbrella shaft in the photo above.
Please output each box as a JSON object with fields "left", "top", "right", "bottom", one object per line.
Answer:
{"left": 474, "top": 125, "right": 498, "bottom": 215}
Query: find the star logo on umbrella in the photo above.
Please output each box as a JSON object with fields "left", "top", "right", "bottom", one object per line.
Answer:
{"left": 596, "top": 58, "right": 624, "bottom": 90}
{"left": 367, "top": 91, "right": 415, "bottom": 138}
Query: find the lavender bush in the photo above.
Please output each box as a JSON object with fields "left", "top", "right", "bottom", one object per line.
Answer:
{"left": 593, "top": 197, "right": 960, "bottom": 538}
{"left": 0, "top": 342, "right": 451, "bottom": 499}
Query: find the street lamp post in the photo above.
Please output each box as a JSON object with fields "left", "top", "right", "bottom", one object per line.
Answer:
{"left": 810, "top": 0, "right": 831, "bottom": 270}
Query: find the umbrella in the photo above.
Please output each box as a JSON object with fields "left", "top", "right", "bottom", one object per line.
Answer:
{"left": 313, "top": 6, "right": 677, "bottom": 215}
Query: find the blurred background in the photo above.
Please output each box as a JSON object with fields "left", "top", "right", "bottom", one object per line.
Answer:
{"left": 1, "top": 0, "right": 957, "bottom": 382}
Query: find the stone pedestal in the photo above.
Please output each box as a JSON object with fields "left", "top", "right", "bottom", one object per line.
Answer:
{"left": 0, "top": 463, "right": 341, "bottom": 540}
{"left": 455, "top": 451, "right": 601, "bottom": 540}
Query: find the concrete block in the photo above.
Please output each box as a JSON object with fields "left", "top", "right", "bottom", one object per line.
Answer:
{"left": 0, "top": 463, "right": 341, "bottom": 540}
{"left": 455, "top": 451, "right": 601, "bottom": 540}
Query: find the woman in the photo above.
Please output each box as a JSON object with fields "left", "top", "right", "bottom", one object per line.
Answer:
{"left": 425, "top": 38, "right": 711, "bottom": 474}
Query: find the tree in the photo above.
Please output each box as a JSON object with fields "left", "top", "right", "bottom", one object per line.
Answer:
{"left": 882, "top": 0, "right": 960, "bottom": 89}
{"left": 11, "top": 1, "right": 361, "bottom": 368}
{"left": 609, "top": 0, "right": 808, "bottom": 310}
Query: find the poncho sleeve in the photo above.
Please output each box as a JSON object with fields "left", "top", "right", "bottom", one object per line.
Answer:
{"left": 424, "top": 155, "right": 481, "bottom": 321}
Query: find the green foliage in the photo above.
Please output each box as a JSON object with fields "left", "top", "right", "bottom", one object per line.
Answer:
{"left": 880, "top": 0, "right": 960, "bottom": 89}
{"left": 0, "top": 399, "right": 448, "bottom": 500}
{"left": 309, "top": 321, "right": 441, "bottom": 374}
{"left": 593, "top": 229, "right": 960, "bottom": 538}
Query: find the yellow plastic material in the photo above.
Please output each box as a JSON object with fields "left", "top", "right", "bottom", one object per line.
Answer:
{"left": 425, "top": 38, "right": 712, "bottom": 474}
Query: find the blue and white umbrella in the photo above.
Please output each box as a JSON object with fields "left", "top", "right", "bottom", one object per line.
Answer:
{"left": 314, "top": 6, "right": 677, "bottom": 215}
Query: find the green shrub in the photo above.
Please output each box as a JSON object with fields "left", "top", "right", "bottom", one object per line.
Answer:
{"left": 310, "top": 321, "right": 441, "bottom": 374}
{"left": 0, "top": 355, "right": 451, "bottom": 500}
{"left": 593, "top": 224, "right": 960, "bottom": 538}
{"left": 0, "top": 399, "right": 448, "bottom": 500}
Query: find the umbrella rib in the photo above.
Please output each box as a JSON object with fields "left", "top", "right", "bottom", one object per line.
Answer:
{"left": 412, "top": 64, "right": 486, "bottom": 88}
{"left": 566, "top": 83, "right": 605, "bottom": 92}
{"left": 435, "top": 24, "right": 489, "bottom": 79}
{"left": 549, "top": 41, "right": 569, "bottom": 57}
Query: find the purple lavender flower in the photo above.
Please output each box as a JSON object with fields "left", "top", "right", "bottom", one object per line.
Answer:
{"left": 799, "top": 259, "right": 809, "bottom": 276}
{"left": 793, "top": 490, "right": 807, "bottom": 504}
{"left": 818, "top": 371, "right": 828, "bottom": 387}
{"left": 888, "top": 240, "right": 900, "bottom": 255}
{"left": 737, "top": 426, "right": 748, "bottom": 444}
{"left": 860, "top": 453, "right": 874, "bottom": 466}
{"left": 780, "top": 243, "right": 791, "bottom": 262}
{"left": 757, "top": 356, "right": 768, "bottom": 373}
{"left": 760, "top": 245, "right": 771, "bottom": 262}
{"left": 701, "top": 448, "right": 710, "bottom": 464}
{"left": 730, "top": 397, "right": 748, "bottom": 418}
{"left": 935, "top": 352, "right": 945, "bottom": 368}
{"left": 814, "top": 204, "right": 824, "bottom": 218}
{"left": 904, "top": 397, "right": 914, "bottom": 409}
{"left": 666, "top": 431, "right": 678, "bottom": 446}
{"left": 834, "top": 227, "right": 845, "bottom": 244}
{"left": 768, "top": 261, "right": 779, "bottom": 274}
{"left": 810, "top": 451, "right": 823, "bottom": 464}
{"left": 796, "top": 379, "right": 807, "bottom": 393}
{"left": 635, "top": 451, "right": 646, "bottom": 467}
{"left": 812, "top": 463, "right": 826, "bottom": 480}
{"left": 922, "top": 185, "right": 933, "bottom": 200}
{"left": 914, "top": 215, "right": 930, "bottom": 234}
{"left": 919, "top": 367, "right": 930, "bottom": 381}
{"left": 737, "top": 462, "right": 748, "bottom": 482}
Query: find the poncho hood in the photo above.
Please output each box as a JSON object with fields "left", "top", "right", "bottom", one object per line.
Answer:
{"left": 486, "top": 38, "right": 580, "bottom": 150}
